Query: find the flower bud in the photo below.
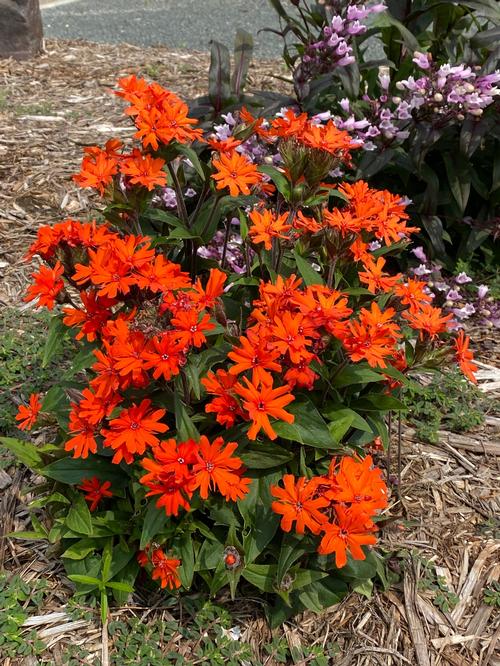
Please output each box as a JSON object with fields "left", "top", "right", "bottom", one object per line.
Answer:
{"left": 396, "top": 81, "right": 404, "bottom": 91}
{"left": 392, "top": 96, "right": 401, "bottom": 104}
{"left": 433, "top": 93, "right": 443, "bottom": 103}
{"left": 469, "top": 108, "right": 483, "bottom": 117}
{"left": 457, "top": 113, "right": 465, "bottom": 121}
{"left": 224, "top": 546, "right": 242, "bottom": 570}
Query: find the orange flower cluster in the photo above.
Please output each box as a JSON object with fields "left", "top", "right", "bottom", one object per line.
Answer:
{"left": 73, "top": 138, "right": 167, "bottom": 195}
{"left": 78, "top": 477, "right": 113, "bottom": 512}
{"left": 137, "top": 546, "right": 181, "bottom": 590}
{"left": 202, "top": 276, "right": 355, "bottom": 439}
{"left": 272, "top": 455, "right": 387, "bottom": 568}
{"left": 140, "top": 435, "right": 250, "bottom": 516}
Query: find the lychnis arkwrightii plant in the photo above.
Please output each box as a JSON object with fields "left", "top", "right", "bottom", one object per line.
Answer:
{"left": 6, "top": 75, "right": 477, "bottom": 626}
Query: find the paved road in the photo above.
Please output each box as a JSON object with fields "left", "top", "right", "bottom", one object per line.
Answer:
{"left": 42, "top": 0, "right": 285, "bottom": 58}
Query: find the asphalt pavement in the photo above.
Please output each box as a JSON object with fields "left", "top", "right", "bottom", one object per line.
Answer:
{"left": 42, "top": 0, "right": 285, "bottom": 58}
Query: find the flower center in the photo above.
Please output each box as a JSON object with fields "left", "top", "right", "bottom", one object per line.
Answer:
{"left": 190, "top": 325, "right": 198, "bottom": 333}
{"left": 230, "top": 171, "right": 238, "bottom": 179}
{"left": 177, "top": 457, "right": 185, "bottom": 464}
{"left": 206, "top": 462, "right": 215, "bottom": 472}
{"left": 130, "top": 421, "right": 139, "bottom": 430}
{"left": 257, "top": 401, "right": 266, "bottom": 411}
{"left": 161, "top": 353, "right": 169, "bottom": 360}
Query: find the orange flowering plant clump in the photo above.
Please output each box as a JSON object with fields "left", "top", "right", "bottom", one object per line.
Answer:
{"left": 6, "top": 75, "right": 477, "bottom": 624}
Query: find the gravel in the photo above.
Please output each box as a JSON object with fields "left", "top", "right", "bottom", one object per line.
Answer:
{"left": 42, "top": 0, "right": 285, "bottom": 58}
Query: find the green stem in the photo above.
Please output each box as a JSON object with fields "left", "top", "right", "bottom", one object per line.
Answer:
{"left": 167, "top": 162, "right": 189, "bottom": 228}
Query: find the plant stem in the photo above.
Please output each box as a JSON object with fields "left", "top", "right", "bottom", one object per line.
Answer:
{"left": 167, "top": 162, "right": 189, "bottom": 228}
{"left": 221, "top": 216, "right": 232, "bottom": 270}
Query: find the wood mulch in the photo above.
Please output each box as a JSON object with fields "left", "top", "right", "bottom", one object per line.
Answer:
{"left": 0, "top": 38, "right": 499, "bottom": 666}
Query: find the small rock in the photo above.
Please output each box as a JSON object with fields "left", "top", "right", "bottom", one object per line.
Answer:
{"left": 0, "top": 0, "right": 43, "bottom": 61}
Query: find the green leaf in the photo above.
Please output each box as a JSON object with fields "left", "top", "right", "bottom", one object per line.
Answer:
{"left": 105, "top": 581, "right": 134, "bottom": 593}
{"left": 62, "top": 347, "right": 96, "bottom": 379}
{"left": 327, "top": 413, "right": 355, "bottom": 444}
{"left": 351, "top": 393, "right": 405, "bottom": 411}
{"left": 421, "top": 215, "right": 447, "bottom": 258}
{"left": 42, "top": 316, "right": 66, "bottom": 367}
{"left": 273, "top": 396, "right": 337, "bottom": 449}
{"left": 291, "top": 569, "right": 329, "bottom": 591}
{"left": 242, "top": 564, "right": 278, "bottom": 593}
{"left": 176, "top": 143, "right": 206, "bottom": 181}
{"left": 9, "top": 530, "right": 47, "bottom": 540}
{"left": 443, "top": 153, "right": 471, "bottom": 214}
{"left": 240, "top": 442, "right": 294, "bottom": 469}
{"left": 332, "top": 365, "right": 383, "bottom": 388}
{"left": 68, "top": 574, "right": 101, "bottom": 586}
{"left": 174, "top": 531, "right": 195, "bottom": 589}
{"left": 371, "top": 11, "right": 419, "bottom": 52}
{"left": 276, "top": 534, "right": 309, "bottom": 585}
{"left": 65, "top": 494, "right": 93, "bottom": 536}
{"left": 298, "top": 577, "right": 347, "bottom": 613}
{"left": 42, "top": 456, "right": 130, "bottom": 487}
{"left": 292, "top": 250, "right": 324, "bottom": 286}
{"left": 29, "top": 492, "right": 70, "bottom": 509}
{"left": 322, "top": 406, "right": 372, "bottom": 433}
{"left": 62, "top": 538, "right": 99, "bottom": 560}
{"left": 140, "top": 500, "right": 167, "bottom": 550}
{"left": 41, "top": 385, "right": 67, "bottom": 414}
{"left": 257, "top": 164, "right": 291, "bottom": 200}
{"left": 174, "top": 392, "right": 199, "bottom": 441}
{"left": 0, "top": 436, "right": 43, "bottom": 469}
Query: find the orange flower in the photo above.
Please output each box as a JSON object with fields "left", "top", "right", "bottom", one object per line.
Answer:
{"left": 270, "top": 312, "right": 313, "bottom": 364}
{"left": 102, "top": 399, "right": 168, "bottom": 464}
{"left": 228, "top": 331, "right": 281, "bottom": 384}
{"left": 402, "top": 303, "right": 452, "bottom": 339}
{"left": 248, "top": 209, "right": 291, "bottom": 250}
{"left": 192, "top": 436, "right": 250, "bottom": 501}
{"left": 62, "top": 291, "right": 116, "bottom": 342}
{"left": 234, "top": 377, "right": 295, "bottom": 440}
{"left": 143, "top": 333, "right": 185, "bottom": 381}
{"left": 201, "top": 369, "right": 244, "bottom": 428}
{"left": 15, "top": 393, "right": 42, "bottom": 431}
{"left": 270, "top": 109, "right": 308, "bottom": 138}
{"left": 65, "top": 409, "right": 98, "bottom": 459}
{"left": 171, "top": 310, "right": 215, "bottom": 348}
{"left": 73, "top": 149, "right": 119, "bottom": 194}
{"left": 358, "top": 256, "right": 401, "bottom": 294}
{"left": 342, "top": 303, "right": 400, "bottom": 368}
{"left": 394, "top": 278, "right": 432, "bottom": 312}
{"left": 150, "top": 548, "right": 181, "bottom": 589}
{"left": 192, "top": 268, "right": 227, "bottom": 309}
{"left": 78, "top": 477, "right": 113, "bottom": 512}
{"left": 141, "top": 464, "right": 195, "bottom": 516}
{"left": 317, "top": 506, "right": 378, "bottom": 569}
{"left": 134, "top": 100, "right": 202, "bottom": 150}
{"left": 454, "top": 330, "right": 478, "bottom": 384}
{"left": 323, "top": 456, "right": 387, "bottom": 522}
{"left": 140, "top": 440, "right": 197, "bottom": 515}
{"left": 77, "top": 388, "right": 122, "bottom": 425}
{"left": 271, "top": 475, "right": 329, "bottom": 534}
{"left": 301, "top": 120, "right": 357, "bottom": 159}
{"left": 24, "top": 261, "right": 65, "bottom": 310}
{"left": 211, "top": 151, "right": 262, "bottom": 197}
{"left": 120, "top": 149, "right": 167, "bottom": 190}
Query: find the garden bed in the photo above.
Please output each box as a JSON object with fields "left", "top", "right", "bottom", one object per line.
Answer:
{"left": 0, "top": 38, "right": 499, "bottom": 666}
